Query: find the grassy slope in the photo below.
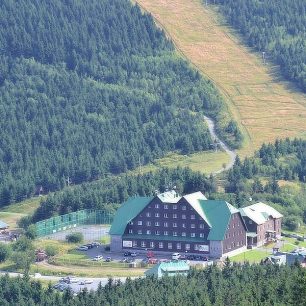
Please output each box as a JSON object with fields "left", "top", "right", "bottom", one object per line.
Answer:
{"left": 0, "top": 197, "right": 44, "bottom": 229}
{"left": 135, "top": 0, "right": 306, "bottom": 158}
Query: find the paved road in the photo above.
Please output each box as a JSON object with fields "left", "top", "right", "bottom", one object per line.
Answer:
{"left": 203, "top": 115, "right": 237, "bottom": 174}
{"left": 0, "top": 270, "right": 139, "bottom": 292}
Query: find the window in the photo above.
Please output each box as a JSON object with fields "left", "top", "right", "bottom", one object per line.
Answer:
{"left": 191, "top": 214, "right": 195, "bottom": 219}
{"left": 249, "top": 220, "right": 253, "bottom": 224}
{"left": 182, "top": 223, "right": 186, "bottom": 228}
{"left": 200, "top": 233, "right": 205, "bottom": 238}
{"left": 159, "top": 242, "right": 163, "bottom": 248}
{"left": 146, "top": 230, "right": 151, "bottom": 235}
{"left": 199, "top": 224, "right": 204, "bottom": 229}
{"left": 185, "top": 244, "right": 190, "bottom": 250}
{"left": 177, "top": 243, "right": 181, "bottom": 250}
{"left": 191, "top": 233, "right": 195, "bottom": 237}
{"left": 138, "top": 230, "right": 142, "bottom": 234}
{"left": 129, "top": 221, "right": 134, "bottom": 225}
{"left": 128, "top": 229, "right": 133, "bottom": 234}
{"left": 137, "top": 221, "right": 142, "bottom": 226}
{"left": 191, "top": 224, "right": 195, "bottom": 228}
{"left": 150, "top": 241, "right": 154, "bottom": 248}
{"left": 182, "top": 214, "right": 186, "bottom": 219}
{"left": 173, "top": 222, "right": 177, "bottom": 227}
{"left": 182, "top": 205, "right": 186, "bottom": 210}
{"left": 168, "top": 243, "right": 172, "bottom": 249}
{"left": 155, "top": 230, "right": 160, "bottom": 235}
{"left": 164, "top": 213, "right": 168, "bottom": 218}
{"left": 164, "top": 231, "right": 168, "bottom": 236}
{"left": 155, "top": 213, "right": 160, "bottom": 217}
{"left": 141, "top": 241, "right": 146, "bottom": 247}
{"left": 173, "top": 213, "right": 177, "bottom": 219}
{"left": 155, "top": 221, "right": 160, "bottom": 226}
{"left": 146, "top": 212, "right": 151, "bottom": 217}
{"left": 173, "top": 231, "right": 178, "bottom": 237}
{"left": 182, "top": 232, "right": 186, "bottom": 237}
{"left": 155, "top": 204, "right": 159, "bottom": 209}
{"left": 173, "top": 205, "right": 177, "bottom": 210}
{"left": 146, "top": 221, "right": 151, "bottom": 226}
{"left": 164, "top": 222, "right": 168, "bottom": 227}
{"left": 164, "top": 204, "right": 168, "bottom": 210}
{"left": 133, "top": 241, "right": 137, "bottom": 247}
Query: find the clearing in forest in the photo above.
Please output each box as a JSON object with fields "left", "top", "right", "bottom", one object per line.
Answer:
{"left": 135, "top": 0, "right": 306, "bottom": 157}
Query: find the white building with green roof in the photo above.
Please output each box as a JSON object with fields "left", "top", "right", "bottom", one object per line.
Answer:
{"left": 110, "top": 191, "right": 248, "bottom": 258}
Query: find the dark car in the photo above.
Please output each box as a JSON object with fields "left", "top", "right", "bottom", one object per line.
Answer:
{"left": 85, "top": 243, "right": 94, "bottom": 249}
{"left": 124, "top": 251, "right": 132, "bottom": 257}
{"left": 105, "top": 256, "right": 112, "bottom": 262}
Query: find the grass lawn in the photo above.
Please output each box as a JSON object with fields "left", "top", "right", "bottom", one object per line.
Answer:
{"left": 139, "top": 151, "right": 230, "bottom": 175}
{"left": 135, "top": 0, "right": 306, "bottom": 157}
{"left": 231, "top": 249, "right": 270, "bottom": 263}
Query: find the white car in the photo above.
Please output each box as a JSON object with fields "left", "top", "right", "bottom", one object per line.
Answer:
{"left": 92, "top": 255, "right": 103, "bottom": 261}
{"left": 68, "top": 277, "right": 79, "bottom": 283}
{"left": 79, "top": 279, "right": 93, "bottom": 285}
{"left": 172, "top": 252, "right": 181, "bottom": 260}
{"left": 77, "top": 246, "right": 89, "bottom": 251}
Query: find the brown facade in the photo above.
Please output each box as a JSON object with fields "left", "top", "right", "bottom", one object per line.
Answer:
{"left": 243, "top": 216, "right": 282, "bottom": 246}
{"left": 222, "top": 212, "right": 246, "bottom": 254}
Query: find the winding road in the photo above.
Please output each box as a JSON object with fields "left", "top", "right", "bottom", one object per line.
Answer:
{"left": 203, "top": 115, "right": 237, "bottom": 174}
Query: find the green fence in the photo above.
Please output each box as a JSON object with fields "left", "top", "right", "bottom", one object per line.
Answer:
{"left": 35, "top": 209, "right": 113, "bottom": 237}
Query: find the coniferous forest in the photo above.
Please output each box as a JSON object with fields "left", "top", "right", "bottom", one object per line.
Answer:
{"left": 0, "top": 264, "right": 305, "bottom": 306}
{"left": 0, "top": 0, "right": 237, "bottom": 207}
{"left": 219, "top": 0, "right": 306, "bottom": 91}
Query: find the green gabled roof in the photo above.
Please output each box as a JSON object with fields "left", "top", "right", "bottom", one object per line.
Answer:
{"left": 198, "top": 200, "right": 238, "bottom": 241}
{"left": 109, "top": 196, "right": 154, "bottom": 235}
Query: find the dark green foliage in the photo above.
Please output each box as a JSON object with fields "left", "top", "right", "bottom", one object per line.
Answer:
{"left": 24, "top": 224, "right": 38, "bottom": 240}
{"left": 66, "top": 232, "right": 84, "bottom": 244}
{"left": 0, "top": 244, "right": 11, "bottom": 263}
{"left": 220, "top": 0, "right": 306, "bottom": 91}
{"left": 32, "top": 167, "right": 216, "bottom": 222}
{"left": 224, "top": 138, "right": 306, "bottom": 227}
{"left": 0, "top": 0, "right": 237, "bottom": 207}
{"left": 0, "top": 264, "right": 304, "bottom": 305}
{"left": 11, "top": 237, "right": 35, "bottom": 275}
{"left": 45, "top": 245, "right": 59, "bottom": 257}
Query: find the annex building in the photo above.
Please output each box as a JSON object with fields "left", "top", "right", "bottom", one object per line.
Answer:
{"left": 240, "top": 202, "right": 283, "bottom": 247}
{"left": 109, "top": 191, "right": 248, "bottom": 258}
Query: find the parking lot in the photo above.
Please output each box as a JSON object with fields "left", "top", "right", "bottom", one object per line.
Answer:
{"left": 77, "top": 244, "right": 213, "bottom": 266}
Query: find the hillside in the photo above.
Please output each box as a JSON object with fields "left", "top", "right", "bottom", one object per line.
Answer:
{"left": 135, "top": 0, "right": 306, "bottom": 157}
{"left": 0, "top": 0, "right": 236, "bottom": 206}
{"left": 220, "top": 0, "right": 306, "bottom": 91}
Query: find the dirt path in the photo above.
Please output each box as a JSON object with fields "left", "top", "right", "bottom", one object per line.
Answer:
{"left": 135, "top": 0, "right": 306, "bottom": 157}
{"left": 203, "top": 116, "right": 236, "bottom": 173}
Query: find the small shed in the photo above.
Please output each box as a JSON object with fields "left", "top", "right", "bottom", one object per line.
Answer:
{"left": 0, "top": 220, "right": 9, "bottom": 231}
{"left": 145, "top": 261, "right": 190, "bottom": 278}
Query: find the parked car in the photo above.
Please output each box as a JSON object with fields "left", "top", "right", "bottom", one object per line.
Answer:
{"left": 148, "top": 258, "right": 158, "bottom": 264}
{"left": 77, "top": 245, "right": 88, "bottom": 251}
{"left": 172, "top": 252, "right": 181, "bottom": 260}
{"left": 124, "top": 251, "right": 132, "bottom": 256}
{"left": 68, "top": 277, "right": 79, "bottom": 283}
{"left": 91, "top": 242, "right": 101, "bottom": 247}
{"left": 80, "top": 279, "right": 93, "bottom": 285}
{"left": 131, "top": 251, "right": 137, "bottom": 257}
{"left": 85, "top": 243, "right": 94, "bottom": 249}
{"left": 92, "top": 255, "right": 103, "bottom": 261}
{"left": 105, "top": 256, "right": 112, "bottom": 262}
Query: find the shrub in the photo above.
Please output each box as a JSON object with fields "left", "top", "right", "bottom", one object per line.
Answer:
{"left": 65, "top": 232, "right": 83, "bottom": 243}
{"left": 45, "top": 245, "right": 59, "bottom": 257}
{"left": 0, "top": 244, "right": 11, "bottom": 262}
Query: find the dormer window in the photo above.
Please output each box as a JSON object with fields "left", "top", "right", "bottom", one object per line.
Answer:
{"left": 182, "top": 206, "right": 186, "bottom": 210}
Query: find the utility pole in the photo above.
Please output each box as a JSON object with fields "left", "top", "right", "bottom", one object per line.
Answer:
{"left": 262, "top": 51, "right": 266, "bottom": 65}
{"left": 66, "top": 176, "right": 71, "bottom": 187}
